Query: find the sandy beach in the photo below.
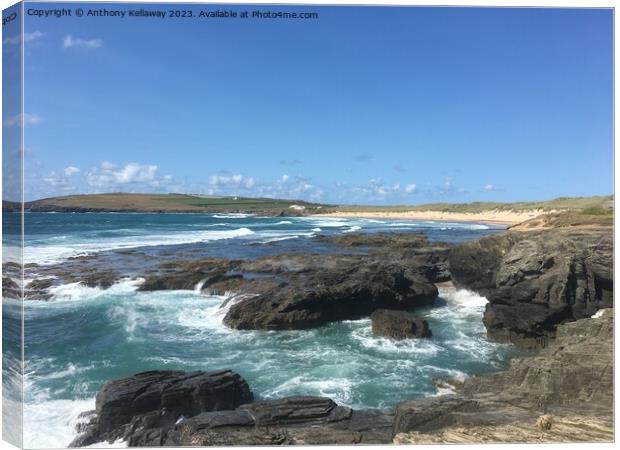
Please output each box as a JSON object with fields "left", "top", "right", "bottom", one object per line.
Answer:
{"left": 311, "top": 209, "right": 550, "bottom": 225}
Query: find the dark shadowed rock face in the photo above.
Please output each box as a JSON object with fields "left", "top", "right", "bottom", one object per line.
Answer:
{"left": 450, "top": 229, "right": 612, "bottom": 348}
{"left": 222, "top": 254, "right": 438, "bottom": 330}
{"left": 70, "top": 370, "right": 253, "bottom": 447}
{"left": 370, "top": 309, "right": 432, "bottom": 339}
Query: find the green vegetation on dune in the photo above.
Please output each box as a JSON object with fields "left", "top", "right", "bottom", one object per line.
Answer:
{"left": 332, "top": 195, "right": 614, "bottom": 214}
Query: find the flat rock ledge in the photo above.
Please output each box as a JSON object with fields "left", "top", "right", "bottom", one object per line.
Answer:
{"left": 370, "top": 309, "right": 432, "bottom": 339}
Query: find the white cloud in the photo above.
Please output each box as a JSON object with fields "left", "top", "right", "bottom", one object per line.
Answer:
{"left": 87, "top": 162, "right": 166, "bottom": 188}
{"left": 64, "top": 166, "right": 80, "bottom": 176}
{"left": 63, "top": 35, "right": 103, "bottom": 49}
{"left": 208, "top": 173, "right": 256, "bottom": 190}
{"left": 3, "top": 31, "right": 44, "bottom": 46}
{"left": 404, "top": 183, "right": 417, "bottom": 193}
{"left": 483, "top": 184, "right": 494, "bottom": 191}
{"left": 3, "top": 113, "right": 42, "bottom": 127}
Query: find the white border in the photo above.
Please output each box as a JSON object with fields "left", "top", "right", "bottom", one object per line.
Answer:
{"left": 0, "top": 2, "right": 616, "bottom": 450}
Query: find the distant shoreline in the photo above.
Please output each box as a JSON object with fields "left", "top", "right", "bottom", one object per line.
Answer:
{"left": 310, "top": 209, "right": 549, "bottom": 225}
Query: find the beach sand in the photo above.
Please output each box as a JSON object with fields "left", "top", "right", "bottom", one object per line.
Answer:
{"left": 311, "top": 209, "right": 550, "bottom": 225}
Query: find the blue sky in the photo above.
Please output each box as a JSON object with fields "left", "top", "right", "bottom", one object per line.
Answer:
{"left": 8, "top": 3, "right": 614, "bottom": 204}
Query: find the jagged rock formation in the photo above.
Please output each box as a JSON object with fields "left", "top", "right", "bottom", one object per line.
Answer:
{"left": 370, "top": 309, "right": 432, "bottom": 339}
{"left": 70, "top": 370, "right": 253, "bottom": 447}
{"left": 450, "top": 229, "right": 613, "bottom": 348}
{"left": 222, "top": 253, "right": 438, "bottom": 330}
{"left": 136, "top": 238, "right": 444, "bottom": 330}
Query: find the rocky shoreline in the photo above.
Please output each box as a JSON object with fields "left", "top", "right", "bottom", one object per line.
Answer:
{"left": 7, "top": 225, "right": 614, "bottom": 445}
{"left": 70, "top": 309, "right": 613, "bottom": 446}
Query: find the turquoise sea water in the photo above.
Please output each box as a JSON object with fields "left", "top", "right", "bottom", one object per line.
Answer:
{"left": 3, "top": 213, "right": 518, "bottom": 448}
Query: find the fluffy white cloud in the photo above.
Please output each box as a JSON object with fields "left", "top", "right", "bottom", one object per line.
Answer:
{"left": 87, "top": 162, "right": 165, "bottom": 188}
{"left": 483, "top": 184, "right": 494, "bottom": 191}
{"left": 64, "top": 166, "right": 80, "bottom": 176}
{"left": 63, "top": 35, "right": 103, "bottom": 49}
{"left": 3, "top": 113, "right": 42, "bottom": 127}
{"left": 404, "top": 183, "right": 417, "bottom": 193}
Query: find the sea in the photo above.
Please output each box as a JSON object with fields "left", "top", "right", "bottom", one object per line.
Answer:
{"left": 2, "top": 212, "right": 519, "bottom": 448}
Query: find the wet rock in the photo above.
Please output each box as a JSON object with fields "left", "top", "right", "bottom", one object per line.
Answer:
{"left": 139, "top": 259, "right": 239, "bottom": 291}
{"left": 320, "top": 232, "right": 431, "bottom": 248}
{"left": 371, "top": 309, "right": 431, "bottom": 339}
{"left": 450, "top": 229, "right": 613, "bottom": 348}
{"left": 25, "top": 278, "right": 55, "bottom": 290}
{"left": 2, "top": 276, "right": 20, "bottom": 299}
{"left": 223, "top": 254, "right": 438, "bottom": 330}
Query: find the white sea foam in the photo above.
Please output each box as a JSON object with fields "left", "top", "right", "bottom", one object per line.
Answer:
{"left": 351, "top": 325, "right": 443, "bottom": 355}
{"left": 23, "top": 396, "right": 97, "bottom": 448}
{"left": 261, "top": 376, "right": 354, "bottom": 405}
{"left": 24, "top": 227, "right": 255, "bottom": 265}
{"left": 343, "top": 225, "right": 362, "bottom": 233}
{"left": 45, "top": 278, "right": 144, "bottom": 303}
{"left": 176, "top": 294, "right": 233, "bottom": 332}
{"left": 440, "top": 287, "right": 488, "bottom": 308}
{"left": 212, "top": 213, "right": 254, "bottom": 218}
{"left": 311, "top": 220, "right": 348, "bottom": 227}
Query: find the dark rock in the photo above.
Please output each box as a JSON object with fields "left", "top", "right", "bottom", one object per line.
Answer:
{"left": 71, "top": 369, "right": 252, "bottom": 446}
{"left": 223, "top": 253, "right": 438, "bottom": 330}
{"left": 25, "top": 278, "right": 54, "bottom": 290}
{"left": 239, "top": 396, "right": 351, "bottom": 427}
{"left": 321, "top": 233, "right": 452, "bottom": 283}
{"left": 320, "top": 232, "right": 431, "bottom": 249}
{"left": 2, "top": 276, "right": 20, "bottom": 299}
{"left": 370, "top": 309, "right": 432, "bottom": 339}
{"left": 166, "top": 397, "right": 390, "bottom": 446}
{"left": 450, "top": 229, "right": 613, "bottom": 348}
{"left": 139, "top": 259, "right": 239, "bottom": 291}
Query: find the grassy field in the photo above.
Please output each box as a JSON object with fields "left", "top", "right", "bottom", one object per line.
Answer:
{"left": 23, "top": 193, "right": 326, "bottom": 214}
